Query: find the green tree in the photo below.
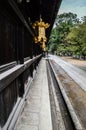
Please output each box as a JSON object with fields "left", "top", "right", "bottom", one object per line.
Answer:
{"left": 81, "top": 16, "right": 86, "bottom": 23}
{"left": 55, "top": 12, "right": 79, "bottom": 26}
{"left": 49, "top": 13, "right": 86, "bottom": 59}
{"left": 66, "top": 22, "right": 86, "bottom": 59}
{"left": 49, "top": 12, "right": 79, "bottom": 54}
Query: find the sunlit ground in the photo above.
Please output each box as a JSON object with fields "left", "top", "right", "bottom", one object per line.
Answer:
{"left": 61, "top": 56, "right": 86, "bottom": 71}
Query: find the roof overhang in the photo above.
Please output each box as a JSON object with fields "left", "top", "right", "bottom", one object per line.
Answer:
{"left": 16, "top": 0, "right": 62, "bottom": 40}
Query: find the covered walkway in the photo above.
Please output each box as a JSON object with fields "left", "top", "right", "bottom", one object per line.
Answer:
{"left": 0, "top": 1, "right": 62, "bottom": 129}
{"left": 15, "top": 59, "right": 52, "bottom": 130}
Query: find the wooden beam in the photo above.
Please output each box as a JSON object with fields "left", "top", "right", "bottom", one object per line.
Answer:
{"left": 8, "top": 0, "right": 34, "bottom": 36}
{"left": 0, "top": 55, "right": 41, "bottom": 92}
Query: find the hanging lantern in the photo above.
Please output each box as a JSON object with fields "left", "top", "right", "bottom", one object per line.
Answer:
{"left": 32, "top": 16, "right": 50, "bottom": 51}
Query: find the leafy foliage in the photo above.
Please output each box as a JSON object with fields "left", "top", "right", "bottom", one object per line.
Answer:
{"left": 48, "top": 12, "right": 86, "bottom": 59}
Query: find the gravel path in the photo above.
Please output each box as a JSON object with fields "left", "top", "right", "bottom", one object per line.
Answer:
{"left": 61, "top": 57, "right": 86, "bottom": 71}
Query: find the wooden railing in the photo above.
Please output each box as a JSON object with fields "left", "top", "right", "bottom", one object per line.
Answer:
{"left": 0, "top": 55, "right": 42, "bottom": 129}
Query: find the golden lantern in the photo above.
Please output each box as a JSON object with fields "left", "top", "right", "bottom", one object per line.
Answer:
{"left": 32, "top": 16, "right": 50, "bottom": 51}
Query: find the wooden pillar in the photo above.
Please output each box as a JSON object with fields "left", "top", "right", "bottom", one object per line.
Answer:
{"left": 18, "top": 25, "right": 24, "bottom": 64}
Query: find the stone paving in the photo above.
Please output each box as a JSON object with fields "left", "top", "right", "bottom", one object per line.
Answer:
{"left": 50, "top": 55, "right": 86, "bottom": 129}
{"left": 15, "top": 59, "right": 52, "bottom": 130}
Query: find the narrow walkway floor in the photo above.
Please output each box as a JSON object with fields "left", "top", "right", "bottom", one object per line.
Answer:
{"left": 15, "top": 59, "right": 52, "bottom": 130}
